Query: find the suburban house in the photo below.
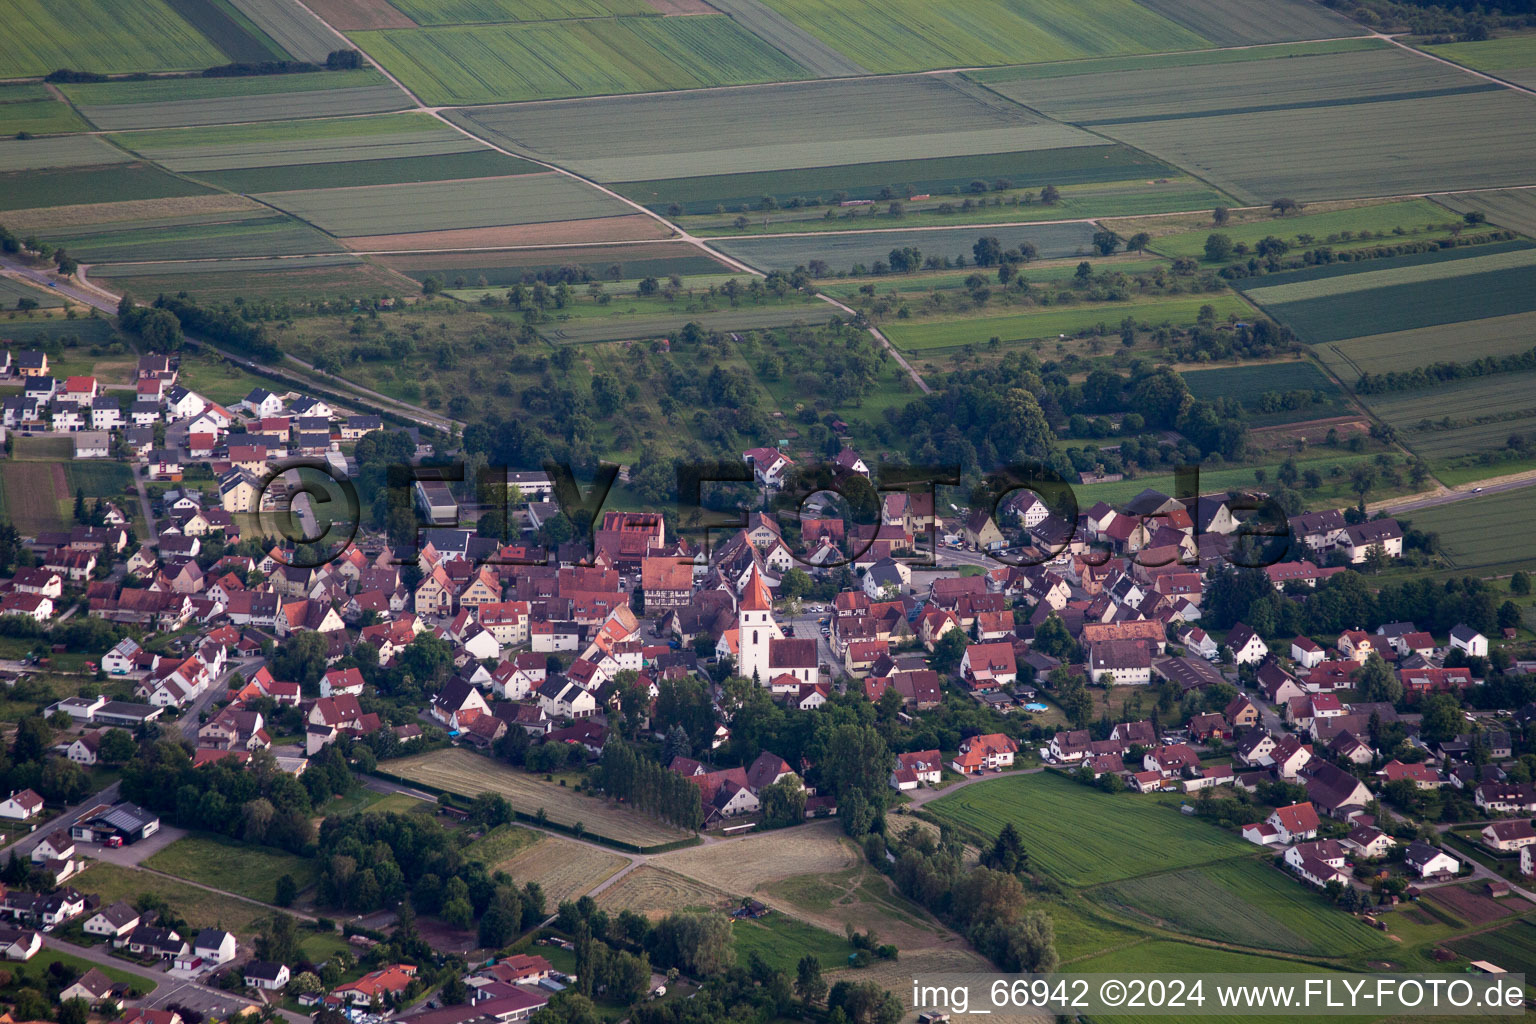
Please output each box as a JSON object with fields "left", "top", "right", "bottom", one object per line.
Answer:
{"left": 951, "top": 733, "right": 1018, "bottom": 775}
{"left": 1267, "top": 802, "right": 1321, "bottom": 843}
{"left": 1403, "top": 841, "right": 1460, "bottom": 880}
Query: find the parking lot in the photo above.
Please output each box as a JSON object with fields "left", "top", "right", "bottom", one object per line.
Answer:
{"left": 139, "top": 978, "right": 260, "bottom": 1020}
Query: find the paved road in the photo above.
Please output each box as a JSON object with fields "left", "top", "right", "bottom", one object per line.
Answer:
{"left": 1377, "top": 474, "right": 1536, "bottom": 516}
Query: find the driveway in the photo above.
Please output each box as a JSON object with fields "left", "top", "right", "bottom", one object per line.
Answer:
{"left": 84, "top": 823, "right": 187, "bottom": 867}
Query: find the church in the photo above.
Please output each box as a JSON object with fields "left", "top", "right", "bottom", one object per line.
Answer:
{"left": 737, "top": 565, "right": 819, "bottom": 692}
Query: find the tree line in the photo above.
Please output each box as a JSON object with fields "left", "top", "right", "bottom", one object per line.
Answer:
{"left": 1354, "top": 344, "right": 1536, "bottom": 394}
{"left": 598, "top": 739, "right": 704, "bottom": 829}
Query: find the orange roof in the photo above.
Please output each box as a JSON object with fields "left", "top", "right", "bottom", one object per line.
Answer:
{"left": 740, "top": 564, "right": 772, "bottom": 612}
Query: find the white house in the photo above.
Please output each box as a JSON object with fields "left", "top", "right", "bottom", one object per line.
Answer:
{"left": 83, "top": 901, "right": 140, "bottom": 941}
{"left": 244, "top": 961, "right": 290, "bottom": 990}
{"left": 1225, "top": 624, "right": 1269, "bottom": 665}
{"left": 1403, "top": 841, "right": 1460, "bottom": 880}
{"left": 102, "top": 638, "right": 142, "bottom": 675}
{"left": 0, "top": 789, "right": 44, "bottom": 821}
{"left": 193, "top": 928, "right": 237, "bottom": 966}
{"left": 1449, "top": 624, "right": 1488, "bottom": 659}
{"left": 1266, "top": 802, "right": 1320, "bottom": 843}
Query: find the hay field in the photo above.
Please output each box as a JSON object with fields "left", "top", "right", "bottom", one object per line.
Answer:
{"left": 652, "top": 820, "right": 856, "bottom": 893}
{"left": 354, "top": 14, "right": 808, "bottom": 105}
{"left": 0, "top": 193, "right": 263, "bottom": 232}
{"left": 495, "top": 836, "right": 629, "bottom": 905}
{"left": 453, "top": 75, "right": 1100, "bottom": 183}
{"left": 594, "top": 865, "right": 730, "bottom": 915}
{"left": 387, "top": 747, "right": 690, "bottom": 845}
{"left": 762, "top": 0, "right": 1207, "bottom": 73}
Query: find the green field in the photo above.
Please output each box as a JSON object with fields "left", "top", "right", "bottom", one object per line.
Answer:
{"left": 95, "top": 257, "right": 409, "bottom": 304}
{"left": 192, "top": 149, "right": 538, "bottom": 193}
{"left": 1132, "top": 199, "right": 1458, "bottom": 260}
{"left": 1092, "top": 859, "right": 1388, "bottom": 956}
{"left": 0, "top": 84, "right": 89, "bottom": 136}
{"left": 1180, "top": 360, "right": 1348, "bottom": 424}
{"left": 1128, "top": 0, "right": 1365, "bottom": 46}
{"left": 115, "top": 112, "right": 480, "bottom": 172}
{"left": 1318, "top": 310, "right": 1536, "bottom": 383}
{"left": 378, "top": 242, "right": 729, "bottom": 285}
{"left": 227, "top": 0, "right": 343, "bottom": 63}
{"left": 1437, "top": 188, "right": 1536, "bottom": 238}
{"left": 0, "top": 162, "right": 214, "bottom": 212}
{"left": 703, "top": 0, "right": 868, "bottom": 77}
{"left": 74, "top": 860, "right": 273, "bottom": 939}
{"left": 0, "top": 277, "right": 66, "bottom": 309}
{"left": 762, "top": 0, "right": 1207, "bottom": 73}
{"left": 42, "top": 211, "right": 340, "bottom": 263}
{"left": 884, "top": 293, "right": 1255, "bottom": 352}
{"left": 980, "top": 46, "right": 1475, "bottom": 127}
{"left": 71, "top": 74, "right": 411, "bottom": 130}
{"left": 1257, "top": 262, "right": 1536, "bottom": 345}
{"left": 386, "top": 0, "right": 649, "bottom": 24}
{"left": 968, "top": 37, "right": 1386, "bottom": 83}
{"left": 1403, "top": 487, "right": 1536, "bottom": 576}
{"left": 1422, "top": 32, "right": 1536, "bottom": 89}
{"left": 257, "top": 173, "right": 631, "bottom": 236}
{"left": 1100, "top": 88, "right": 1536, "bottom": 204}
{"left": 1364, "top": 370, "right": 1536, "bottom": 465}
{"left": 355, "top": 15, "right": 809, "bottom": 105}
{"left": 1242, "top": 246, "right": 1536, "bottom": 306}
{"left": 0, "top": 0, "right": 227, "bottom": 77}
{"left": 927, "top": 772, "right": 1252, "bottom": 887}
{"left": 454, "top": 74, "right": 1101, "bottom": 185}
{"left": 0, "top": 135, "right": 137, "bottom": 173}
{"left": 731, "top": 913, "right": 852, "bottom": 974}
{"left": 143, "top": 832, "right": 321, "bottom": 904}
{"left": 1450, "top": 918, "right": 1536, "bottom": 975}
{"left": 65, "top": 461, "right": 134, "bottom": 498}
{"left": 716, "top": 221, "right": 1096, "bottom": 274}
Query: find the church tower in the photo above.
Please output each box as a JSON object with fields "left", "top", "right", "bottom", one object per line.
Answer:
{"left": 737, "top": 564, "right": 781, "bottom": 683}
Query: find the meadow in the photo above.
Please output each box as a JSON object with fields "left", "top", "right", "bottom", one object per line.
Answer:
{"left": 716, "top": 221, "right": 1097, "bottom": 274}
{"left": 0, "top": 0, "right": 226, "bottom": 77}
{"left": 1118, "top": 198, "right": 1457, "bottom": 257}
{"left": 1090, "top": 858, "right": 1388, "bottom": 955}
{"left": 883, "top": 293, "right": 1255, "bottom": 352}
{"left": 257, "top": 173, "right": 632, "bottom": 237}
{"left": 193, "top": 149, "right": 538, "bottom": 193}
{"left": 1437, "top": 188, "right": 1536, "bottom": 238}
{"left": 926, "top": 771, "right": 1252, "bottom": 887}
{"left": 115, "top": 112, "right": 481, "bottom": 172}
{"left": 539, "top": 303, "right": 827, "bottom": 345}
{"left": 980, "top": 46, "right": 1472, "bottom": 127}
{"left": 386, "top": 747, "right": 690, "bottom": 846}
{"left": 453, "top": 74, "right": 1102, "bottom": 185}
{"left": 493, "top": 836, "right": 629, "bottom": 906}
{"left": 143, "top": 832, "right": 321, "bottom": 904}
{"left": 72, "top": 75, "right": 411, "bottom": 131}
{"left": 1317, "top": 311, "right": 1536, "bottom": 383}
{"left": 1101, "top": 88, "right": 1536, "bottom": 204}
{"left": 73, "top": 861, "right": 272, "bottom": 940}
{"left": 377, "top": 242, "right": 730, "bottom": 286}
{"left": 1402, "top": 487, "right": 1536, "bottom": 576}
{"left": 354, "top": 15, "right": 809, "bottom": 105}
{"left": 761, "top": 0, "right": 1207, "bottom": 74}
{"left": 731, "top": 913, "right": 852, "bottom": 974}
{"left": 0, "top": 84, "right": 88, "bottom": 137}
{"left": 1421, "top": 32, "right": 1536, "bottom": 88}
{"left": 1364, "top": 371, "right": 1536, "bottom": 465}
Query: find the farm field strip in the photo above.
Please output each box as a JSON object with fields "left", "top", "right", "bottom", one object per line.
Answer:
{"left": 1318, "top": 310, "right": 1536, "bottom": 382}
{"left": 967, "top": 38, "right": 1387, "bottom": 84}
{"left": 494, "top": 836, "right": 630, "bottom": 906}
{"left": 91, "top": 261, "right": 415, "bottom": 303}
{"left": 256, "top": 173, "right": 636, "bottom": 236}
{"left": 0, "top": 0, "right": 227, "bottom": 78}
{"left": 1125, "top": 0, "right": 1366, "bottom": 46}
{"left": 378, "top": 242, "right": 729, "bottom": 284}
{"left": 760, "top": 0, "right": 1208, "bottom": 74}
{"left": 76, "top": 84, "right": 412, "bottom": 131}
{"left": 0, "top": 85, "right": 89, "bottom": 136}
{"left": 0, "top": 164, "right": 216, "bottom": 212}
{"left": 192, "top": 149, "right": 540, "bottom": 193}
{"left": 228, "top": 0, "right": 346, "bottom": 62}
{"left": 113, "top": 112, "right": 479, "bottom": 171}
{"left": 1436, "top": 188, "right": 1536, "bottom": 238}
{"left": 386, "top": 0, "right": 649, "bottom": 24}
{"left": 386, "top": 747, "right": 689, "bottom": 845}
{"left": 1450, "top": 919, "right": 1536, "bottom": 977}
{"left": 1098, "top": 89, "right": 1536, "bottom": 204}
{"left": 46, "top": 214, "right": 343, "bottom": 263}
{"left": 1180, "top": 360, "right": 1348, "bottom": 422}
{"left": 884, "top": 293, "right": 1256, "bottom": 352}
{"left": 927, "top": 772, "right": 1252, "bottom": 887}
{"left": 716, "top": 220, "right": 1097, "bottom": 273}
{"left": 451, "top": 74, "right": 1091, "bottom": 183}
{"left": 1403, "top": 486, "right": 1536, "bottom": 572}
{"left": 0, "top": 277, "right": 67, "bottom": 309}
{"left": 980, "top": 47, "right": 1479, "bottom": 127}
{"left": 0, "top": 193, "right": 264, "bottom": 232}
{"left": 1228, "top": 238, "right": 1533, "bottom": 292}
{"left": 1241, "top": 246, "right": 1536, "bottom": 305}
{"left": 703, "top": 0, "right": 868, "bottom": 76}
{"left": 338, "top": 214, "right": 673, "bottom": 251}
{"left": 304, "top": 0, "right": 418, "bottom": 28}
{"left": 353, "top": 14, "right": 810, "bottom": 105}
{"left": 1420, "top": 33, "right": 1536, "bottom": 88}
{"left": 1257, "top": 263, "right": 1536, "bottom": 344}
{"left": 0, "top": 136, "right": 135, "bottom": 173}
{"left": 93, "top": 252, "right": 368, "bottom": 276}
{"left": 1366, "top": 371, "right": 1536, "bottom": 460}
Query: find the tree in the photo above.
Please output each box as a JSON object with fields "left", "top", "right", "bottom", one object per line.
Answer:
{"left": 982, "top": 822, "right": 1027, "bottom": 875}
{"left": 795, "top": 954, "right": 827, "bottom": 1007}
{"left": 1127, "top": 231, "right": 1151, "bottom": 253}
{"left": 255, "top": 913, "right": 300, "bottom": 966}
{"left": 1212, "top": 205, "right": 1230, "bottom": 226}
{"left": 827, "top": 980, "right": 902, "bottom": 1024}
{"left": 1204, "top": 233, "right": 1233, "bottom": 262}
{"left": 1091, "top": 230, "right": 1119, "bottom": 256}
{"left": 1040, "top": 184, "right": 1060, "bottom": 205}
{"left": 1499, "top": 600, "right": 1523, "bottom": 631}
{"left": 1270, "top": 197, "right": 1303, "bottom": 216}
{"left": 1512, "top": 570, "right": 1531, "bottom": 596}
{"left": 1419, "top": 693, "right": 1463, "bottom": 746}
{"left": 1353, "top": 654, "right": 1402, "bottom": 705}
{"left": 274, "top": 874, "right": 298, "bottom": 908}
{"left": 98, "top": 728, "right": 137, "bottom": 765}
{"left": 929, "top": 629, "right": 967, "bottom": 674}
{"left": 59, "top": 999, "right": 91, "bottom": 1024}
{"left": 972, "top": 236, "right": 1003, "bottom": 267}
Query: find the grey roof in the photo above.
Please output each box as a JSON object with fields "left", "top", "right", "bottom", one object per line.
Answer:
{"left": 93, "top": 801, "right": 158, "bottom": 832}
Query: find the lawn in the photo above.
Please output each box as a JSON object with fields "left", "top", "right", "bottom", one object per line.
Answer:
{"left": 1090, "top": 858, "right": 1389, "bottom": 956}
{"left": 0, "top": 0, "right": 226, "bottom": 77}
{"left": 143, "top": 832, "right": 321, "bottom": 904}
{"left": 884, "top": 293, "right": 1256, "bottom": 352}
{"left": 73, "top": 861, "right": 273, "bottom": 939}
{"left": 354, "top": 15, "right": 809, "bottom": 105}
{"left": 14, "top": 949, "right": 154, "bottom": 995}
{"left": 386, "top": 747, "right": 690, "bottom": 847}
{"left": 926, "top": 771, "right": 1252, "bottom": 887}
{"left": 762, "top": 0, "right": 1207, "bottom": 74}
